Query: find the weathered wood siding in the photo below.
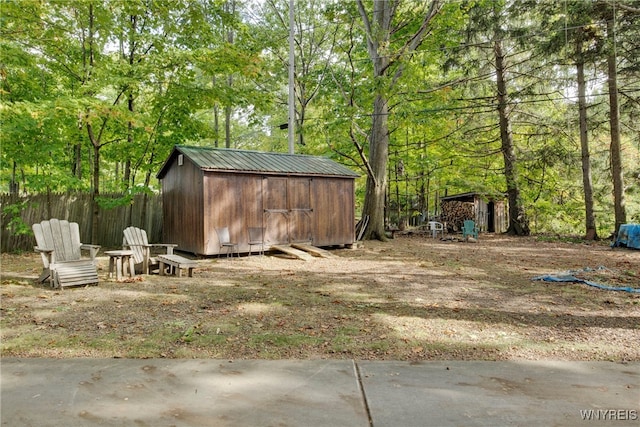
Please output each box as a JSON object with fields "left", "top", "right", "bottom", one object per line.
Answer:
{"left": 492, "top": 200, "right": 508, "bottom": 233}
{"left": 194, "top": 173, "right": 354, "bottom": 255}
{"left": 203, "top": 172, "right": 264, "bottom": 254}
{"left": 440, "top": 193, "right": 508, "bottom": 233}
{"left": 161, "top": 154, "right": 205, "bottom": 254}
{"left": 285, "top": 177, "right": 312, "bottom": 243}
{"left": 312, "top": 177, "right": 355, "bottom": 246}
{"left": 474, "top": 198, "right": 508, "bottom": 233}
{"left": 475, "top": 198, "right": 489, "bottom": 232}
{"left": 263, "top": 177, "right": 290, "bottom": 246}
{"left": 1, "top": 193, "right": 162, "bottom": 252}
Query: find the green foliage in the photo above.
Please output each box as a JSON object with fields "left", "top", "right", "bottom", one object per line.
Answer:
{"left": 1, "top": 200, "right": 32, "bottom": 236}
{"left": 1, "top": 0, "right": 638, "bottom": 236}
{"left": 95, "top": 185, "right": 153, "bottom": 210}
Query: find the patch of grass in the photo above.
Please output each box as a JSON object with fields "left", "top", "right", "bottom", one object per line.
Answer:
{"left": 86, "top": 331, "right": 120, "bottom": 346}
{"left": 122, "top": 334, "right": 178, "bottom": 358}
{"left": 1, "top": 331, "right": 48, "bottom": 354}
{"left": 164, "top": 320, "right": 188, "bottom": 329}
{"left": 363, "top": 339, "right": 391, "bottom": 353}
{"left": 535, "top": 235, "right": 584, "bottom": 244}
{"left": 249, "top": 332, "right": 322, "bottom": 348}
{"left": 41, "top": 332, "right": 85, "bottom": 350}
{"left": 190, "top": 331, "right": 228, "bottom": 347}
{"left": 443, "top": 260, "right": 462, "bottom": 269}
{"left": 329, "top": 326, "right": 359, "bottom": 352}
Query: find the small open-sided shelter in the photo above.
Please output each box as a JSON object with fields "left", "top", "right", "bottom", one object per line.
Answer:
{"left": 157, "top": 145, "right": 360, "bottom": 255}
{"left": 440, "top": 192, "right": 508, "bottom": 233}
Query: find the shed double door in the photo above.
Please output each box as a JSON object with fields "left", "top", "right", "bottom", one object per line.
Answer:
{"left": 263, "top": 177, "right": 312, "bottom": 245}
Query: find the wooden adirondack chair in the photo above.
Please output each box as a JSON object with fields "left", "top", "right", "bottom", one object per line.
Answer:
{"left": 32, "top": 219, "right": 101, "bottom": 288}
{"left": 462, "top": 220, "right": 479, "bottom": 242}
{"left": 122, "top": 226, "right": 177, "bottom": 274}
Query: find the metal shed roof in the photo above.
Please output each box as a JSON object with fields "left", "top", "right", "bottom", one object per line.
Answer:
{"left": 157, "top": 145, "right": 360, "bottom": 179}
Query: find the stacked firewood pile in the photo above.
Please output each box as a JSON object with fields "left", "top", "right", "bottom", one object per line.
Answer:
{"left": 440, "top": 201, "right": 474, "bottom": 231}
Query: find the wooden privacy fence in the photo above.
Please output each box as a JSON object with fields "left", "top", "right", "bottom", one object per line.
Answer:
{"left": 1, "top": 193, "right": 163, "bottom": 253}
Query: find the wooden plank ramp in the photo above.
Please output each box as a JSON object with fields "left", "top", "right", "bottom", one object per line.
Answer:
{"left": 291, "top": 243, "right": 337, "bottom": 259}
{"left": 270, "top": 245, "right": 315, "bottom": 261}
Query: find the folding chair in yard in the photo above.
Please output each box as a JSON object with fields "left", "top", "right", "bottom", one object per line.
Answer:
{"left": 215, "top": 226, "right": 239, "bottom": 258}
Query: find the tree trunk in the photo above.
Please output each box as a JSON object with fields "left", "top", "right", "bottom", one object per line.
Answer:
{"left": 125, "top": 93, "right": 134, "bottom": 227}
{"left": 88, "top": 124, "right": 100, "bottom": 245}
{"left": 214, "top": 105, "right": 220, "bottom": 147}
{"left": 213, "top": 76, "right": 219, "bottom": 147}
{"left": 73, "top": 141, "right": 82, "bottom": 180}
{"left": 142, "top": 169, "right": 152, "bottom": 230}
{"left": 606, "top": 15, "right": 626, "bottom": 234}
{"left": 124, "top": 14, "right": 136, "bottom": 192}
{"left": 357, "top": 0, "right": 441, "bottom": 240}
{"left": 362, "top": 94, "right": 390, "bottom": 240}
{"left": 225, "top": 79, "right": 232, "bottom": 148}
{"left": 358, "top": 0, "right": 392, "bottom": 240}
{"left": 224, "top": 0, "right": 235, "bottom": 149}
{"left": 494, "top": 39, "right": 529, "bottom": 236}
{"left": 86, "top": 3, "right": 100, "bottom": 245}
{"left": 124, "top": 96, "right": 133, "bottom": 189}
{"left": 576, "top": 33, "right": 598, "bottom": 240}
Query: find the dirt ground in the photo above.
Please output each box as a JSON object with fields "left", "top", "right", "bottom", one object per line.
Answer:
{"left": 1, "top": 233, "right": 639, "bottom": 361}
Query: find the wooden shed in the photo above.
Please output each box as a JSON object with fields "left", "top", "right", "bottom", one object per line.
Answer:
{"left": 440, "top": 192, "right": 508, "bottom": 233}
{"left": 156, "top": 145, "right": 360, "bottom": 255}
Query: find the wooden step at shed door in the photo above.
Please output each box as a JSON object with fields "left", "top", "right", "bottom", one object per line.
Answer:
{"left": 291, "top": 243, "right": 336, "bottom": 259}
{"left": 270, "top": 245, "right": 315, "bottom": 261}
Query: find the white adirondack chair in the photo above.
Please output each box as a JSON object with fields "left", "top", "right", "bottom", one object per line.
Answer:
{"left": 122, "top": 226, "right": 177, "bottom": 274}
{"left": 32, "top": 219, "right": 101, "bottom": 288}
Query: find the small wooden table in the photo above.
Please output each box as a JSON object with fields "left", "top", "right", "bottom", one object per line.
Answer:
{"left": 105, "top": 250, "right": 135, "bottom": 281}
{"left": 157, "top": 254, "right": 198, "bottom": 277}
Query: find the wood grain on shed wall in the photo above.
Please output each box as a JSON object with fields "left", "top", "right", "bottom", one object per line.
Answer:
{"left": 262, "top": 176, "right": 290, "bottom": 247}
{"left": 494, "top": 200, "right": 508, "bottom": 233}
{"left": 161, "top": 155, "right": 204, "bottom": 254}
{"left": 203, "top": 172, "right": 263, "bottom": 255}
{"left": 312, "top": 177, "right": 355, "bottom": 246}
{"left": 286, "top": 177, "right": 312, "bottom": 244}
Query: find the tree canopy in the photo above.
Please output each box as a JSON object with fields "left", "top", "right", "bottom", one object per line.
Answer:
{"left": 1, "top": 0, "right": 639, "bottom": 239}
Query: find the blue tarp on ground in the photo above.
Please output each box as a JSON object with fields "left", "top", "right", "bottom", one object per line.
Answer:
{"left": 532, "top": 266, "right": 640, "bottom": 293}
{"left": 612, "top": 224, "right": 640, "bottom": 249}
